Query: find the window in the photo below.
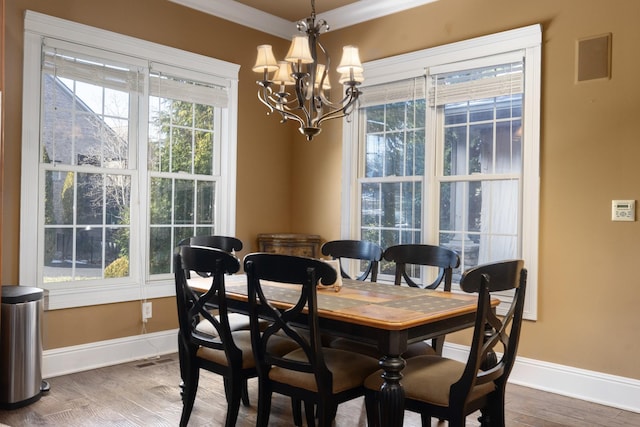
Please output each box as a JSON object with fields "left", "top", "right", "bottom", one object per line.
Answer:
{"left": 342, "top": 25, "right": 540, "bottom": 319}
{"left": 20, "top": 12, "right": 239, "bottom": 309}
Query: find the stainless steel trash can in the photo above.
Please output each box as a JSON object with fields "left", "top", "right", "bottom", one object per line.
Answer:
{"left": 0, "top": 286, "right": 47, "bottom": 409}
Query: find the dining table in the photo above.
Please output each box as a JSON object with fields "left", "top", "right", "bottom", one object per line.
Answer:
{"left": 189, "top": 274, "right": 499, "bottom": 427}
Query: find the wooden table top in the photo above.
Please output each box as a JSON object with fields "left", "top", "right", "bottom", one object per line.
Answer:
{"left": 190, "top": 275, "right": 500, "bottom": 331}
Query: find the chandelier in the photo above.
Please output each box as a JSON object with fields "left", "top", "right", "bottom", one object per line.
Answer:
{"left": 252, "top": 0, "right": 364, "bottom": 141}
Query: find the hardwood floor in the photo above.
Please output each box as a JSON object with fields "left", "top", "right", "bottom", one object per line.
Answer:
{"left": 0, "top": 353, "right": 638, "bottom": 426}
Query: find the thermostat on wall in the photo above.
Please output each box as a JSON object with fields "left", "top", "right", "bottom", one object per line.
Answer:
{"left": 612, "top": 200, "right": 635, "bottom": 222}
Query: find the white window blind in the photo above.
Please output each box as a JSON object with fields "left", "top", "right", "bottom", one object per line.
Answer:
{"left": 358, "top": 76, "right": 426, "bottom": 108}
{"left": 429, "top": 61, "right": 523, "bottom": 106}
{"left": 149, "top": 72, "right": 228, "bottom": 108}
{"left": 42, "top": 47, "right": 142, "bottom": 93}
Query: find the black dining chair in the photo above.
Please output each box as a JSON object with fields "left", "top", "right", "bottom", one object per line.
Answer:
{"left": 244, "top": 253, "right": 380, "bottom": 427}
{"left": 175, "top": 236, "right": 253, "bottom": 399}
{"left": 384, "top": 243, "right": 460, "bottom": 356}
{"left": 321, "top": 239, "right": 383, "bottom": 281}
{"left": 174, "top": 246, "right": 297, "bottom": 427}
{"left": 383, "top": 243, "right": 460, "bottom": 291}
{"left": 364, "top": 260, "right": 527, "bottom": 427}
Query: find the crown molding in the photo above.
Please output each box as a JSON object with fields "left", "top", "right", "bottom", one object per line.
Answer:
{"left": 169, "top": 0, "right": 439, "bottom": 39}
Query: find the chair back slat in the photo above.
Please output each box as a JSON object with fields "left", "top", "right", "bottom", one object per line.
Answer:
{"left": 321, "top": 240, "right": 383, "bottom": 281}
{"left": 383, "top": 244, "right": 460, "bottom": 290}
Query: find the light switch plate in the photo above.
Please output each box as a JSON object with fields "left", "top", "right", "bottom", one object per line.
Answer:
{"left": 612, "top": 200, "right": 635, "bottom": 221}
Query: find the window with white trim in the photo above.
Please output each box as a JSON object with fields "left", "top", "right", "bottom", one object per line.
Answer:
{"left": 342, "top": 25, "right": 540, "bottom": 319}
{"left": 20, "top": 12, "right": 239, "bottom": 309}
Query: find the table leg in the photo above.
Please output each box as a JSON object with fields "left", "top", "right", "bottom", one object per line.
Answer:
{"left": 378, "top": 354, "right": 406, "bottom": 427}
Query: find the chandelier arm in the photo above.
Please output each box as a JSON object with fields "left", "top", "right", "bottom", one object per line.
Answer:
{"left": 280, "top": 109, "right": 307, "bottom": 126}
{"left": 257, "top": 87, "right": 275, "bottom": 114}
{"left": 314, "top": 90, "right": 360, "bottom": 127}
{"left": 317, "top": 87, "right": 360, "bottom": 111}
{"left": 291, "top": 76, "right": 314, "bottom": 126}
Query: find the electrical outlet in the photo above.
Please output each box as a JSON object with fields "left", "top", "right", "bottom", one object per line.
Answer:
{"left": 142, "top": 302, "right": 152, "bottom": 322}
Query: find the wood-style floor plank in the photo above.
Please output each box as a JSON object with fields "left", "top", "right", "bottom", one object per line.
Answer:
{"left": 0, "top": 353, "right": 638, "bottom": 426}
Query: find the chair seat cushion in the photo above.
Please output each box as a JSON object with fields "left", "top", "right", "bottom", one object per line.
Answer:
{"left": 330, "top": 337, "right": 436, "bottom": 359}
{"left": 197, "top": 330, "right": 298, "bottom": 369}
{"left": 268, "top": 347, "right": 379, "bottom": 394}
{"left": 364, "top": 355, "right": 495, "bottom": 406}
{"left": 196, "top": 312, "right": 262, "bottom": 337}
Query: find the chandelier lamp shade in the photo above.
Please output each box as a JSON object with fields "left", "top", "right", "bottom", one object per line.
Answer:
{"left": 252, "top": 0, "right": 364, "bottom": 141}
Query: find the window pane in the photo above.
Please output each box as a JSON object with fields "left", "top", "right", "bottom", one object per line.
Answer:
{"left": 385, "top": 102, "right": 406, "bottom": 131}
{"left": 197, "top": 181, "right": 215, "bottom": 225}
{"left": 469, "top": 122, "right": 493, "bottom": 174}
{"left": 385, "top": 133, "right": 405, "bottom": 176}
{"left": 171, "top": 127, "right": 192, "bottom": 173}
{"left": 106, "top": 226, "right": 130, "bottom": 278}
{"left": 366, "top": 105, "right": 385, "bottom": 133}
{"left": 195, "top": 104, "right": 214, "bottom": 131}
{"left": 44, "top": 171, "right": 75, "bottom": 225}
{"left": 105, "top": 174, "right": 131, "bottom": 225}
{"left": 365, "top": 134, "right": 384, "bottom": 178}
{"left": 174, "top": 179, "right": 194, "bottom": 225}
{"left": 406, "top": 129, "right": 425, "bottom": 176}
{"left": 172, "top": 100, "right": 193, "bottom": 127}
{"left": 76, "top": 227, "right": 102, "bottom": 280}
{"left": 44, "top": 228, "right": 73, "bottom": 283}
{"left": 150, "top": 227, "right": 171, "bottom": 275}
{"left": 195, "top": 130, "right": 213, "bottom": 175}
{"left": 77, "top": 172, "right": 104, "bottom": 225}
{"left": 495, "top": 119, "right": 522, "bottom": 174}
{"left": 150, "top": 177, "right": 172, "bottom": 224}
{"left": 444, "top": 126, "right": 467, "bottom": 176}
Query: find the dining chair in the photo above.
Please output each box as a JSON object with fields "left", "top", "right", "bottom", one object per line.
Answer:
{"left": 385, "top": 243, "right": 461, "bottom": 356}
{"left": 364, "top": 259, "right": 527, "bottom": 427}
{"left": 175, "top": 236, "right": 252, "bottom": 399}
{"left": 383, "top": 243, "right": 460, "bottom": 291}
{"left": 174, "top": 246, "right": 297, "bottom": 427}
{"left": 244, "top": 253, "right": 381, "bottom": 427}
{"left": 176, "top": 235, "right": 250, "bottom": 332}
{"left": 320, "top": 239, "right": 383, "bottom": 281}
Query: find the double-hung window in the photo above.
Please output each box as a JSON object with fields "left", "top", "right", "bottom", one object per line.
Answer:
{"left": 342, "top": 25, "right": 540, "bottom": 319}
{"left": 20, "top": 12, "right": 239, "bottom": 309}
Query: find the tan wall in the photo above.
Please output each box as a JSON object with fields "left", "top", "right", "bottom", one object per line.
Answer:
{"left": 2, "top": 0, "right": 640, "bottom": 382}
{"left": 295, "top": 0, "right": 640, "bottom": 380}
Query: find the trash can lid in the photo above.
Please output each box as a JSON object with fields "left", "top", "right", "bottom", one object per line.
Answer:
{"left": 1, "top": 286, "right": 44, "bottom": 304}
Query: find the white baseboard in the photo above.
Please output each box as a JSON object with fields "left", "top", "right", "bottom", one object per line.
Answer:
{"left": 42, "top": 334, "right": 639, "bottom": 415}
{"left": 443, "top": 342, "right": 640, "bottom": 414}
{"left": 43, "top": 329, "right": 179, "bottom": 378}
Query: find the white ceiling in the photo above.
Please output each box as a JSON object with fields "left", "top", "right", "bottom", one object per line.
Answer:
{"left": 169, "top": 0, "right": 439, "bottom": 39}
